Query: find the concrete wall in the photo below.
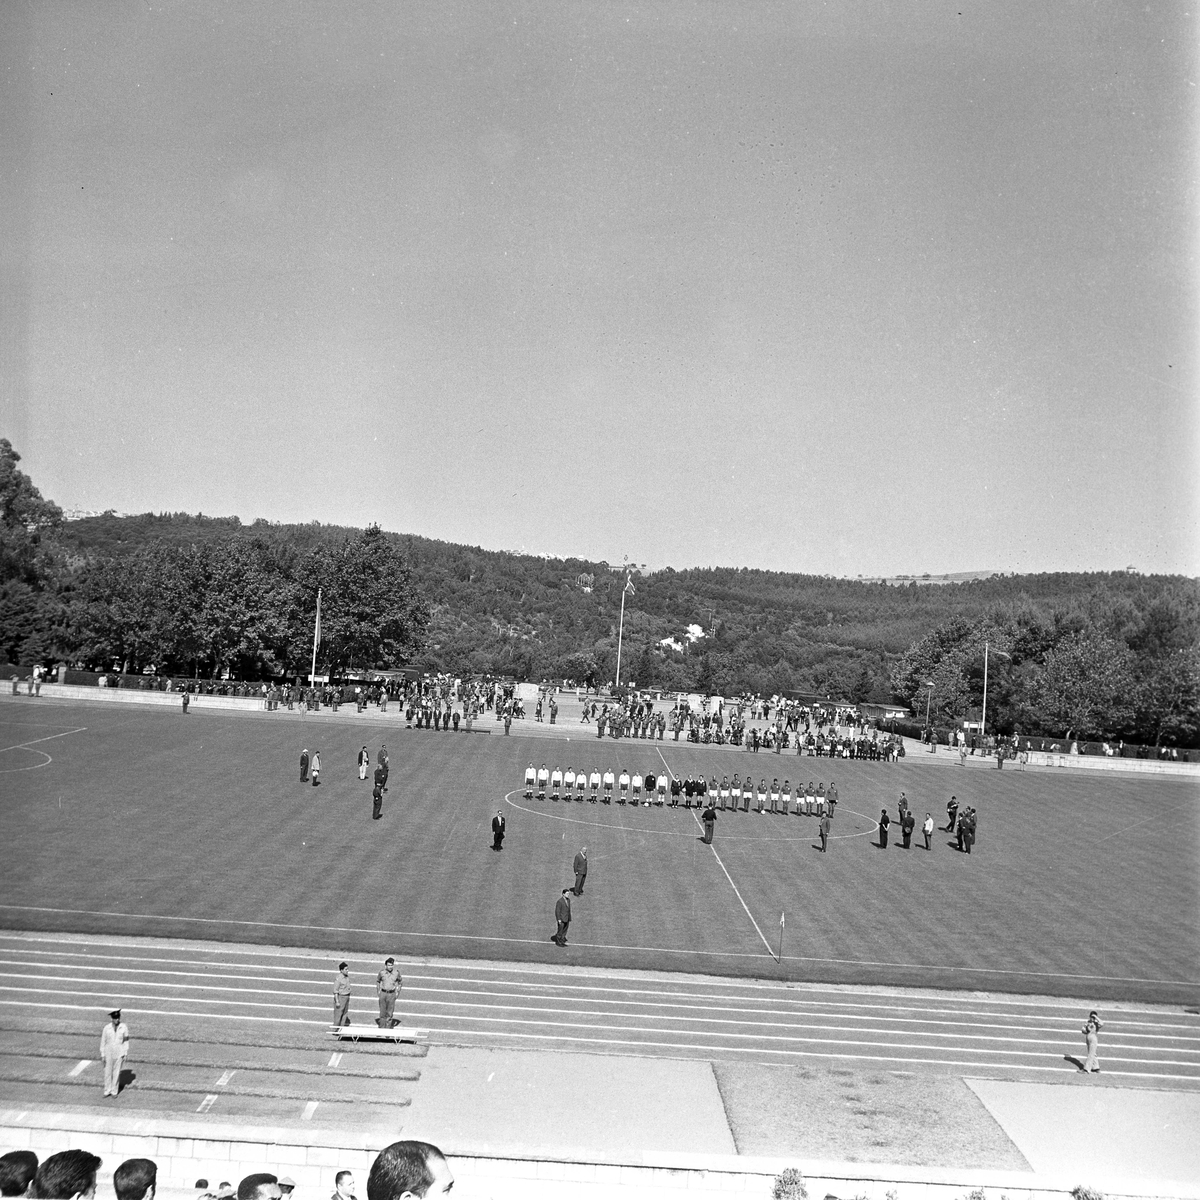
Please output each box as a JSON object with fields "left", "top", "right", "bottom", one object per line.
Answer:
{"left": 2, "top": 1110, "right": 1192, "bottom": 1200}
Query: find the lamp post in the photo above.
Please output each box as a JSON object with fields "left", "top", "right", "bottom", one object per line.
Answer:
{"left": 923, "top": 680, "right": 934, "bottom": 747}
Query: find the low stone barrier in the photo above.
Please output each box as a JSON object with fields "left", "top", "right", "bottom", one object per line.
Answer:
{"left": 3, "top": 683, "right": 265, "bottom": 712}
{"left": 1, "top": 1109, "right": 1190, "bottom": 1200}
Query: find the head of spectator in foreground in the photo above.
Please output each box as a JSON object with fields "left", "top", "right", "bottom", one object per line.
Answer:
{"left": 367, "top": 1141, "right": 452, "bottom": 1199}
{"left": 32, "top": 1151, "right": 101, "bottom": 1200}
{"left": 237, "top": 1176, "right": 281, "bottom": 1200}
{"left": 0, "top": 1151, "right": 38, "bottom": 1197}
{"left": 333, "top": 1173, "right": 355, "bottom": 1200}
{"left": 114, "top": 1160, "right": 156, "bottom": 1200}
{"left": 276, "top": 1180, "right": 295, "bottom": 1198}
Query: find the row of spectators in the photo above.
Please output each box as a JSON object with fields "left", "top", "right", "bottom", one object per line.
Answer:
{"left": 0, "top": 1142, "right": 450, "bottom": 1200}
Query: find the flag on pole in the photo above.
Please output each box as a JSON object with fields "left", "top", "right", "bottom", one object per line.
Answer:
{"left": 313, "top": 588, "right": 322, "bottom": 646}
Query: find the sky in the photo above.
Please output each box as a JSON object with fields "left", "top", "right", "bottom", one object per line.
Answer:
{"left": 2, "top": 1, "right": 1197, "bottom": 578}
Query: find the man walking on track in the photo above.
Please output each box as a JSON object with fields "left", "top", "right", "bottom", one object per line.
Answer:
{"left": 100, "top": 1008, "right": 129, "bottom": 1096}
{"left": 573, "top": 846, "right": 588, "bottom": 895}
{"left": 553, "top": 888, "right": 572, "bottom": 946}
{"left": 333, "top": 962, "right": 352, "bottom": 1027}
{"left": 375, "top": 957, "right": 401, "bottom": 1027}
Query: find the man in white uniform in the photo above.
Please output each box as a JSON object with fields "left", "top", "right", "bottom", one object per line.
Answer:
{"left": 100, "top": 1008, "right": 129, "bottom": 1097}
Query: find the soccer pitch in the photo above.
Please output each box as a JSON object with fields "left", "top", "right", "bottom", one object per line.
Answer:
{"left": 2, "top": 700, "right": 1197, "bottom": 1006}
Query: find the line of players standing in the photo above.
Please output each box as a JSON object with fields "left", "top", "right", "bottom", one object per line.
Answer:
{"left": 522, "top": 763, "right": 838, "bottom": 816}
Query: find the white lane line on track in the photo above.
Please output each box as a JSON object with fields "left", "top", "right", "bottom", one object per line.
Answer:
{"left": 328, "top": 1053, "right": 342, "bottom": 1067}
{"left": 3, "top": 991, "right": 1194, "bottom": 1064}
{"left": 302, "top": 1101, "right": 318, "bottom": 1120}
{"left": 3, "top": 916, "right": 1195, "bottom": 988}
{"left": 4, "top": 940, "right": 1195, "bottom": 1027}
{"left": 68, "top": 1059, "right": 91, "bottom": 1076}
{"left": 215, "top": 1070, "right": 235, "bottom": 1086}
{"left": 197, "top": 1094, "right": 218, "bottom": 1113}
{"left": 3, "top": 957, "right": 1200, "bottom": 1036}
{"left": 5, "top": 998, "right": 1197, "bottom": 1079}
{"left": 7, "top": 970, "right": 1196, "bottom": 1047}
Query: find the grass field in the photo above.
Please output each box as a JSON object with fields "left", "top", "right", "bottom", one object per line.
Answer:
{"left": 2, "top": 699, "right": 1198, "bottom": 1006}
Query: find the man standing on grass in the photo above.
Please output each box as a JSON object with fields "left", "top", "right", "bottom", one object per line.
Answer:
{"left": 358, "top": 747, "right": 370, "bottom": 781}
{"left": 818, "top": 810, "right": 831, "bottom": 852}
{"left": 573, "top": 846, "right": 588, "bottom": 895}
{"left": 923, "top": 813, "right": 934, "bottom": 850}
{"left": 553, "top": 888, "right": 572, "bottom": 945}
{"left": 491, "top": 808, "right": 506, "bottom": 851}
{"left": 300, "top": 748, "right": 310, "bottom": 783}
{"left": 375, "top": 958, "right": 401, "bottom": 1027}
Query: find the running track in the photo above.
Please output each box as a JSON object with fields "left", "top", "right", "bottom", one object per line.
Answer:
{"left": 2, "top": 931, "right": 1198, "bottom": 1087}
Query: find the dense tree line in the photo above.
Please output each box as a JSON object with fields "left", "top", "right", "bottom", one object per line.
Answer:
{"left": 0, "top": 442, "right": 425, "bottom": 679}
{"left": 4, "top": 439, "right": 1197, "bottom": 744}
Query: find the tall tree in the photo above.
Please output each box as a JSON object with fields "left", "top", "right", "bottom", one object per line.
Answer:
{"left": 0, "top": 439, "right": 63, "bottom": 587}
{"left": 1028, "top": 631, "right": 1136, "bottom": 740}
{"left": 300, "top": 525, "right": 428, "bottom": 673}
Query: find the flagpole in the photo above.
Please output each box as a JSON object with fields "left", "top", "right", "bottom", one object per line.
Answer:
{"left": 777, "top": 911, "right": 784, "bottom": 963}
{"left": 310, "top": 587, "right": 321, "bottom": 684}
{"left": 615, "top": 585, "right": 627, "bottom": 692}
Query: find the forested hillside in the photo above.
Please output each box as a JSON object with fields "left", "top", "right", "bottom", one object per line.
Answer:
{"left": 3, "top": 438, "right": 1197, "bottom": 746}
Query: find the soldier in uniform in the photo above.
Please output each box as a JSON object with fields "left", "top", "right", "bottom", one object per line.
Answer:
{"left": 375, "top": 957, "right": 401, "bottom": 1027}
{"left": 333, "top": 962, "right": 352, "bottom": 1027}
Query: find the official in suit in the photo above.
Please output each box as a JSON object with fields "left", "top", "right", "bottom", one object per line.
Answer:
{"left": 554, "top": 889, "right": 572, "bottom": 945}
{"left": 573, "top": 847, "right": 588, "bottom": 895}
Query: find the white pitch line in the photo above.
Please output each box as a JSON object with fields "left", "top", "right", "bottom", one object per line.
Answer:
{"left": 328, "top": 1052, "right": 342, "bottom": 1067}
{"left": 302, "top": 1101, "right": 318, "bottom": 1120}
{"left": 0, "top": 727, "right": 87, "bottom": 755}
{"left": 68, "top": 1059, "right": 91, "bottom": 1077}
{"left": 197, "top": 1094, "right": 218, "bottom": 1113}
{"left": 215, "top": 1070, "right": 235, "bottom": 1086}
{"left": 4, "top": 906, "right": 1197, "bottom": 987}
{"left": 658, "top": 748, "right": 777, "bottom": 959}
